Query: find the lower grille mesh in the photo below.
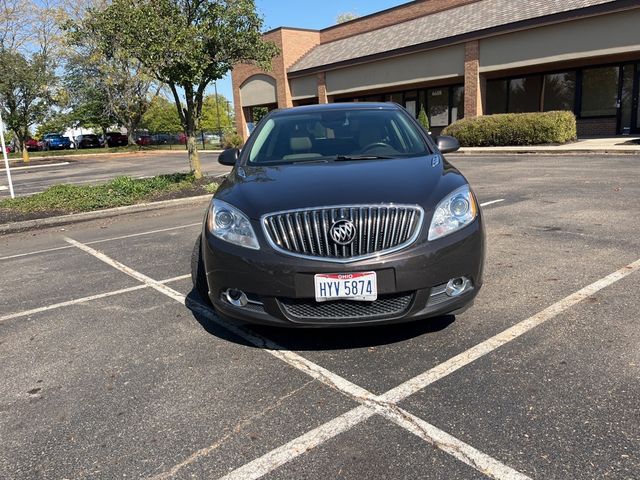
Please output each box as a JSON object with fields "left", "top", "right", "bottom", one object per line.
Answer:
{"left": 278, "top": 293, "right": 414, "bottom": 322}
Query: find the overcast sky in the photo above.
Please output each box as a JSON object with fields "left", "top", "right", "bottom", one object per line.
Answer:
{"left": 216, "top": 0, "right": 403, "bottom": 104}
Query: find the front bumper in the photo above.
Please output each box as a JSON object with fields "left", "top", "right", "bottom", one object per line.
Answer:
{"left": 202, "top": 218, "right": 484, "bottom": 327}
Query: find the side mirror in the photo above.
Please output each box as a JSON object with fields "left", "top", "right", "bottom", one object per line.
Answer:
{"left": 435, "top": 135, "right": 460, "bottom": 154}
{"left": 218, "top": 148, "right": 240, "bottom": 166}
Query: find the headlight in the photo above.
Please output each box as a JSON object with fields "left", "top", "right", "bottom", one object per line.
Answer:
{"left": 428, "top": 185, "right": 478, "bottom": 241}
{"left": 207, "top": 199, "right": 259, "bottom": 250}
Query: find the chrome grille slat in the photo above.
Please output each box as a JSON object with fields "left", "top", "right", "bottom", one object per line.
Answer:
{"left": 262, "top": 204, "right": 423, "bottom": 263}
{"left": 294, "top": 213, "right": 307, "bottom": 254}
{"left": 303, "top": 211, "right": 315, "bottom": 255}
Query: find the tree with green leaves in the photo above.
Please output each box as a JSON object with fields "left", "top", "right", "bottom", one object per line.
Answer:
{"left": 63, "top": 40, "right": 158, "bottom": 144}
{"left": 141, "top": 96, "right": 183, "bottom": 133}
{"left": 336, "top": 12, "right": 359, "bottom": 24}
{"left": 75, "top": 0, "right": 278, "bottom": 178}
{"left": 201, "top": 94, "right": 233, "bottom": 134}
{"left": 0, "top": 49, "right": 55, "bottom": 161}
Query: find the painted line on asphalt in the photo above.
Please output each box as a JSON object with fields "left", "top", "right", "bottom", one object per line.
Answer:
{"left": 9, "top": 162, "right": 70, "bottom": 171}
{"left": 0, "top": 223, "right": 201, "bottom": 261}
{"left": 64, "top": 237, "right": 187, "bottom": 303}
{"left": 480, "top": 199, "right": 505, "bottom": 207}
{"left": 64, "top": 237, "right": 530, "bottom": 480}
{"left": 0, "top": 274, "right": 190, "bottom": 324}
{"left": 380, "top": 256, "right": 640, "bottom": 403}
{"left": 215, "top": 257, "right": 640, "bottom": 480}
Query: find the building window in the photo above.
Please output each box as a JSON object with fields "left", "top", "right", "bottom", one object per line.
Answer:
{"left": 386, "top": 93, "right": 403, "bottom": 104}
{"left": 451, "top": 86, "right": 464, "bottom": 122}
{"left": 427, "top": 88, "right": 449, "bottom": 127}
{"left": 581, "top": 66, "right": 619, "bottom": 117}
{"left": 543, "top": 72, "right": 576, "bottom": 112}
{"left": 403, "top": 90, "right": 418, "bottom": 117}
{"left": 486, "top": 80, "right": 507, "bottom": 114}
{"left": 508, "top": 76, "right": 542, "bottom": 113}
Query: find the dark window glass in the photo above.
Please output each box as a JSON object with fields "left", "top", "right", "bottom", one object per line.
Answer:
{"left": 508, "top": 76, "right": 542, "bottom": 113}
{"left": 543, "top": 72, "right": 576, "bottom": 112}
{"left": 581, "top": 66, "right": 619, "bottom": 117}
{"left": 403, "top": 90, "right": 418, "bottom": 117}
{"left": 451, "top": 85, "right": 464, "bottom": 122}
{"left": 247, "top": 108, "right": 430, "bottom": 164}
{"left": 386, "top": 93, "right": 403, "bottom": 104}
{"left": 620, "top": 64, "right": 634, "bottom": 133}
{"left": 427, "top": 87, "right": 449, "bottom": 127}
{"left": 418, "top": 90, "right": 427, "bottom": 116}
{"left": 486, "top": 80, "right": 507, "bottom": 114}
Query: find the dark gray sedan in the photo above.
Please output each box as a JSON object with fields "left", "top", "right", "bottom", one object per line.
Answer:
{"left": 192, "top": 103, "right": 484, "bottom": 327}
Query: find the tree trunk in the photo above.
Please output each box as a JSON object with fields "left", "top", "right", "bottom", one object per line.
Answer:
{"left": 126, "top": 126, "right": 136, "bottom": 146}
{"left": 17, "top": 136, "right": 29, "bottom": 163}
{"left": 187, "top": 135, "right": 202, "bottom": 179}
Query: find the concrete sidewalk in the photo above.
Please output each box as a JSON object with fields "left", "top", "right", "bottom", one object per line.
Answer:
{"left": 457, "top": 136, "right": 640, "bottom": 155}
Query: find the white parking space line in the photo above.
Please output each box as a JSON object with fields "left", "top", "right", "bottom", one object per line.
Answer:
{"left": 0, "top": 274, "right": 190, "bottom": 324}
{"left": 0, "top": 223, "right": 201, "bottom": 261}
{"left": 65, "top": 237, "right": 531, "bottom": 480}
{"left": 9, "top": 162, "right": 70, "bottom": 171}
{"left": 380, "top": 256, "right": 640, "bottom": 404}
{"left": 480, "top": 198, "right": 505, "bottom": 207}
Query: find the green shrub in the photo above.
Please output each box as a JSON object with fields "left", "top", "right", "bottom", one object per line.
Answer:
{"left": 417, "top": 106, "right": 430, "bottom": 132}
{"left": 442, "top": 111, "right": 576, "bottom": 147}
{"left": 221, "top": 132, "right": 244, "bottom": 149}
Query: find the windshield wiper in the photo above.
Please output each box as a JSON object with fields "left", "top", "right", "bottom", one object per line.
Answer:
{"left": 334, "top": 155, "right": 393, "bottom": 161}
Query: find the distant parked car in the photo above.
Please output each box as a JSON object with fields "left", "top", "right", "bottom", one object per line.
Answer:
{"left": 103, "top": 132, "right": 128, "bottom": 148}
{"left": 75, "top": 134, "right": 102, "bottom": 149}
{"left": 202, "top": 132, "right": 221, "bottom": 144}
{"left": 40, "top": 133, "right": 71, "bottom": 150}
{"left": 25, "top": 138, "right": 41, "bottom": 151}
{"left": 151, "top": 133, "right": 174, "bottom": 145}
{"left": 135, "top": 134, "right": 152, "bottom": 146}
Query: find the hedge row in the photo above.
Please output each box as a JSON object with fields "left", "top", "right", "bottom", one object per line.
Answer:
{"left": 442, "top": 111, "right": 577, "bottom": 147}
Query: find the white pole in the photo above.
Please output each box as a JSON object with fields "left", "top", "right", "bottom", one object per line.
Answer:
{"left": 0, "top": 109, "right": 16, "bottom": 199}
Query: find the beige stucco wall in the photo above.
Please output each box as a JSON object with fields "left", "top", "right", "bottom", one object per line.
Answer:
{"left": 324, "top": 44, "right": 465, "bottom": 95}
{"left": 479, "top": 9, "right": 640, "bottom": 72}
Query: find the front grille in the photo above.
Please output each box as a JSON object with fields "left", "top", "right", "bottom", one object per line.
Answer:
{"left": 262, "top": 205, "right": 423, "bottom": 262}
{"left": 278, "top": 293, "right": 414, "bottom": 322}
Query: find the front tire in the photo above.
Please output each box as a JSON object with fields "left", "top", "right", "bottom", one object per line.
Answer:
{"left": 191, "top": 234, "right": 211, "bottom": 305}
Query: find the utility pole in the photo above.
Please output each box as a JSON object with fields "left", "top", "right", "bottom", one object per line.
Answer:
{"left": 0, "top": 109, "right": 16, "bottom": 199}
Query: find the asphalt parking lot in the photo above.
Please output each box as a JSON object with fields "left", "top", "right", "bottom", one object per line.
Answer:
{"left": 1, "top": 154, "right": 639, "bottom": 479}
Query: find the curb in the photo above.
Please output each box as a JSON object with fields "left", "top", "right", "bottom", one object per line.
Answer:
{"left": 0, "top": 195, "right": 212, "bottom": 235}
{"left": 455, "top": 148, "right": 640, "bottom": 155}
{"left": 8, "top": 149, "right": 223, "bottom": 164}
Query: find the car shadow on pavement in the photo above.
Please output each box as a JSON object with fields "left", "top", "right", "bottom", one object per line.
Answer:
{"left": 185, "top": 289, "right": 455, "bottom": 351}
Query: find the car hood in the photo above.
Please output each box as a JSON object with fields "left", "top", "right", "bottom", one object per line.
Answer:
{"left": 215, "top": 155, "right": 467, "bottom": 220}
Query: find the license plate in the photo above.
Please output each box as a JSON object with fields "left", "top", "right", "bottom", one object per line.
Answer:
{"left": 314, "top": 272, "right": 377, "bottom": 302}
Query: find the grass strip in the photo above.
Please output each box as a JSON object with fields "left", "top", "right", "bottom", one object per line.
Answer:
{"left": 0, "top": 173, "right": 217, "bottom": 214}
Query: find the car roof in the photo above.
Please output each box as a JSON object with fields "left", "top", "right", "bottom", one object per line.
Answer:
{"left": 268, "top": 102, "right": 400, "bottom": 117}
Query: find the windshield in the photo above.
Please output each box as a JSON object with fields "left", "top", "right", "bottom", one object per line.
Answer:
{"left": 246, "top": 108, "right": 430, "bottom": 165}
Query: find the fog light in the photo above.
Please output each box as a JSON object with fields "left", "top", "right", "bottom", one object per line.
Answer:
{"left": 445, "top": 277, "right": 471, "bottom": 297}
{"left": 225, "top": 289, "right": 248, "bottom": 307}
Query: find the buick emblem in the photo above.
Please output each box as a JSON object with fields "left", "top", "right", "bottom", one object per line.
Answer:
{"left": 330, "top": 219, "right": 356, "bottom": 245}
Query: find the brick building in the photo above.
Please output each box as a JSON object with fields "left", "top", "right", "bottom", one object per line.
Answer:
{"left": 232, "top": 0, "right": 640, "bottom": 139}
